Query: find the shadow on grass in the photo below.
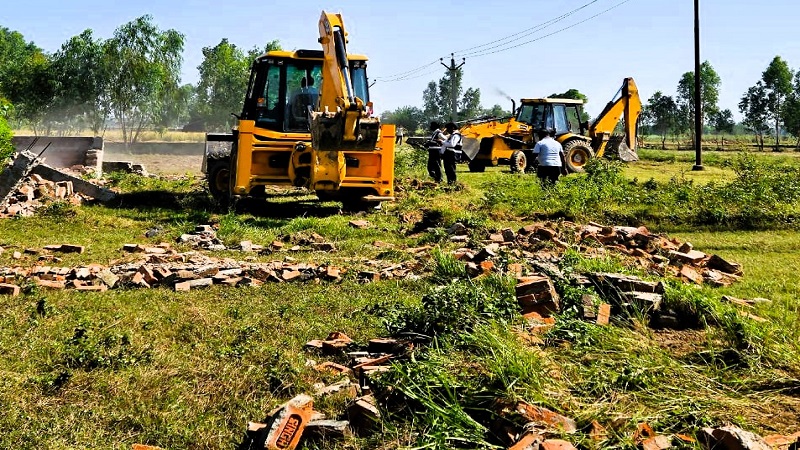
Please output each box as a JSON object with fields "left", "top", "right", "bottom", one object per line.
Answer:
{"left": 110, "top": 189, "right": 345, "bottom": 223}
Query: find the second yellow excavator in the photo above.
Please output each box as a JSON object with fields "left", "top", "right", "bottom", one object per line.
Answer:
{"left": 461, "top": 77, "right": 642, "bottom": 173}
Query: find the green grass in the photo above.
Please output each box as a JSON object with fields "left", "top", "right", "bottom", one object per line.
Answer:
{"left": 1, "top": 146, "right": 799, "bottom": 448}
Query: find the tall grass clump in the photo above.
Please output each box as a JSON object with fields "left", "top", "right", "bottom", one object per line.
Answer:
{"left": 482, "top": 155, "right": 800, "bottom": 229}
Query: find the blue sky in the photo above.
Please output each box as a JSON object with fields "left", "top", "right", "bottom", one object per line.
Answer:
{"left": 3, "top": 0, "right": 800, "bottom": 119}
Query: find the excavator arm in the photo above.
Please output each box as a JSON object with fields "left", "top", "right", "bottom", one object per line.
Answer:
{"left": 312, "top": 11, "right": 379, "bottom": 151}
{"left": 588, "top": 77, "right": 642, "bottom": 159}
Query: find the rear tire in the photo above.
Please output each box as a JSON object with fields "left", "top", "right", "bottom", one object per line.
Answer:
{"left": 510, "top": 150, "right": 527, "bottom": 173}
{"left": 206, "top": 157, "right": 231, "bottom": 206}
{"left": 563, "top": 140, "right": 595, "bottom": 173}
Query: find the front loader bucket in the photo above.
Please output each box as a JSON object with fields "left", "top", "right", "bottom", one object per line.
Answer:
{"left": 460, "top": 137, "right": 481, "bottom": 161}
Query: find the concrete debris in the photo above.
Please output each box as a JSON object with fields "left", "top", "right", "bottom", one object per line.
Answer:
{"left": 1, "top": 244, "right": 423, "bottom": 293}
{"left": 700, "top": 425, "right": 772, "bottom": 450}
{"left": 763, "top": 431, "right": 800, "bottom": 450}
{"left": 1, "top": 151, "right": 116, "bottom": 218}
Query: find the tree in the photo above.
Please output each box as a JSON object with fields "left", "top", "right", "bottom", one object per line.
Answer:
{"left": 761, "top": 56, "right": 794, "bottom": 151}
{"left": 103, "top": 15, "right": 184, "bottom": 146}
{"left": 480, "top": 104, "right": 510, "bottom": 119}
{"left": 421, "top": 68, "right": 482, "bottom": 123}
{"left": 550, "top": 88, "right": 591, "bottom": 122}
{"left": 0, "top": 27, "right": 55, "bottom": 132}
{"left": 676, "top": 60, "right": 721, "bottom": 143}
{"left": 739, "top": 82, "right": 770, "bottom": 150}
{"left": 459, "top": 87, "right": 481, "bottom": 121}
{"left": 50, "top": 29, "right": 109, "bottom": 134}
{"left": 380, "top": 105, "right": 425, "bottom": 135}
{"left": 710, "top": 109, "right": 735, "bottom": 145}
{"left": 643, "top": 91, "right": 678, "bottom": 149}
{"left": 194, "top": 39, "right": 281, "bottom": 131}
{"left": 783, "top": 70, "right": 800, "bottom": 149}
{"left": 0, "top": 107, "right": 12, "bottom": 164}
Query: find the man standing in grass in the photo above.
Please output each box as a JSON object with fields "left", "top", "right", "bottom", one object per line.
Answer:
{"left": 531, "top": 129, "right": 567, "bottom": 185}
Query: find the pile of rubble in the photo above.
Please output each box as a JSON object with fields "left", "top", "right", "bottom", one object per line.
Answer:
{"left": 0, "top": 150, "right": 116, "bottom": 218}
{"left": 439, "top": 220, "right": 749, "bottom": 329}
{"left": 0, "top": 226, "right": 422, "bottom": 295}
{"left": 449, "top": 221, "right": 742, "bottom": 287}
{"left": 239, "top": 332, "right": 409, "bottom": 448}
{"left": 235, "top": 329, "right": 800, "bottom": 450}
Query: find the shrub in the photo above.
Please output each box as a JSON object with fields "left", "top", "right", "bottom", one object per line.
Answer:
{"left": 0, "top": 114, "right": 13, "bottom": 165}
{"left": 381, "top": 276, "right": 518, "bottom": 337}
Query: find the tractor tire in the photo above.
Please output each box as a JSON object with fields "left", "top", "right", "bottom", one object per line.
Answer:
{"left": 510, "top": 150, "right": 527, "bottom": 173}
{"left": 563, "top": 140, "right": 595, "bottom": 173}
{"left": 468, "top": 160, "right": 486, "bottom": 172}
{"left": 206, "top": 157, "right": 231, "bottom": 206}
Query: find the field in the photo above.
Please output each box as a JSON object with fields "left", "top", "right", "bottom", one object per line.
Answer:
{"left": 1, "top": 146, "right": 799, "bottom": 449}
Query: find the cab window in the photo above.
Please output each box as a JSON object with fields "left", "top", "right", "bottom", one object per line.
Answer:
{"left": 553, "top": 104, "right": 569, "bottom": 135}
{"left": 255, "top": 65, "right": 281, "bottom": 130}
{"left": 351, "top": 65, "right": 369, "bottom": 105}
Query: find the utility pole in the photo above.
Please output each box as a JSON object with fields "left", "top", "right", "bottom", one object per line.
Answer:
{"left": 692, "top": 0, "right": 704, "bottom": 171}
{"left": 441, "top": 53, "right": 465, "bottom": 123}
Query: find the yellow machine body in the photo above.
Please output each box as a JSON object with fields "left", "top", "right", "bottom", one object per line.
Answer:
{"left": 203, "top": 13, "right": 394, "bottom": 209}
{"left": 460, "top": 78, "right": 642, "bottom": 173}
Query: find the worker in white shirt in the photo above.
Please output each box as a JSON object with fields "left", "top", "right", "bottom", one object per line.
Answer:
{"left": 441, "top": 122, "right": 463, "bottom": 184}
{"left": 531, "top": 129, "right": 567, "bottom": 184}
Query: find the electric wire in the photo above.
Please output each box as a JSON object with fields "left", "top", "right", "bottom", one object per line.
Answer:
{"left": 450, "top": 0, "right": 599, "bottom": 56}
{"left": 457, "top": 0, "right": 632, "bottom": 59}
{"left": 372, "top": 0, "right": 632, "bottom": 83}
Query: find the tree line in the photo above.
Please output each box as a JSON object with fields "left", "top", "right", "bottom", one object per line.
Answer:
{"left": 0, "top": 17, "right": 278, "bottom": 144}
{"left": 643, "top": 57, "right": 800, "bottom": 151}
{"left": 3, "top": 16, "right": 800, "bottom": 150}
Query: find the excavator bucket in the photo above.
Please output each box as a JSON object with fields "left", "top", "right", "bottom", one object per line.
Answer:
{"left": 310, "top": 112, "right": 380, "bottom": 152}
{"left": 617, "top": 141, "right": 639, "bottom": 162}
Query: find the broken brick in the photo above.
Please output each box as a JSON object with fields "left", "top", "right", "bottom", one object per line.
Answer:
{"left": 700, "top": 425, "right": 771, "bottom": 450}
{"left": 679, "top": 265, "right": 703, "bottom": 285}
{"left": 0, "top": 283, "right": 21, "bottom": 296}
{"left": 348, "top": 220, "right": 370, "bottom": 229}
{"left": 706, "top": 254, "right": 743, "bottom": 276}
{"left": 264, "top": 394, "right": 314, "bottom": 450}
{"left": 667, "top": 249, "right": 706, "bottom": 265}
{"left": 641, "top": 435, "right": 673, "bottom": 450}
{"left": 347, "top": 395, "right": 381, "bottom": 434}
{"left": 596, "top": 303, "right": 611, "bottom": 326}
{"left": 502, "top": 400, "right": 577, "bottom": 433}
{"left": 314, "top": 361, "right": 353, "bottom": 376}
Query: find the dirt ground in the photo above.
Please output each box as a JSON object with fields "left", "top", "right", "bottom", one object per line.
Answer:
{"left": 104, "top": 152, "right": 203, "bottom": 175}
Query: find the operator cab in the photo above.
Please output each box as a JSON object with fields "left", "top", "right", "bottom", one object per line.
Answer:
{"left": 241, "top": 50, "right": 370, "bottom": 134}
{"left": 516, "top": 98, "right": 586, "bottom": 137}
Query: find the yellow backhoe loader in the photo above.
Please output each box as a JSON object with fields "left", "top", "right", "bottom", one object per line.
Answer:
{"left": 460, "top": 77, "right": 642, "bottom": 173}
{"left": 203, "top": 11, "right": 395, "bottom": 210}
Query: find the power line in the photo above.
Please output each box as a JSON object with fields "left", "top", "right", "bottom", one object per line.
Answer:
{"left": 372, "top": 60, "right": 440, "bottom": 81}
{"left": 372, "top": 0, "right": 632, "bottom": 84}
{"left": 374, "top": 0, "right": 602, "bottom": 82}
{"left": 458, "top": 0, "right": 633, "bottom": 59}
{"left": 377, "top": 67, "right": 443, "bottom": 83}
{"left": 450, "top": 0, "right": 600, "bottom": 56}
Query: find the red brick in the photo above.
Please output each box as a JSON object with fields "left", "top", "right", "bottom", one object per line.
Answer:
{"left": 680, "top": 265, "right": 703, "bottom": 284}
{"left": 0, "top": 283, "right": 21, "bottom": 296}
{"left": 507, "top": 401, "right": 577, "bottom": 433}
{"left": 596, "top": 303, "right": 611, "bottom": 326}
